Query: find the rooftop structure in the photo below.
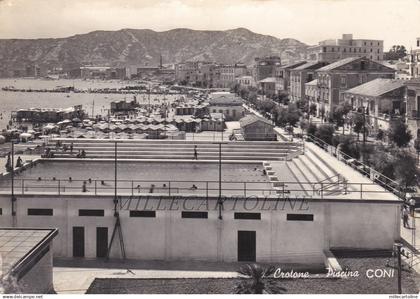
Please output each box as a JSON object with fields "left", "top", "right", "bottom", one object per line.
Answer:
{"left": 0, "top": 228, "right": 57, "bottom": 294}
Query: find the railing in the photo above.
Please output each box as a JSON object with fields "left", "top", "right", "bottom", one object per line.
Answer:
{"left": 0, "top": 177, "right": 403, "bottom": 200}
{"left": 304, "top": 133, "right": 405, "bottom": 199}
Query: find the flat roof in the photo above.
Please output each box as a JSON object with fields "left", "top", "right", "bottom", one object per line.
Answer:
{"left": 0, "top": 228, "right": 57, "bottom": 279}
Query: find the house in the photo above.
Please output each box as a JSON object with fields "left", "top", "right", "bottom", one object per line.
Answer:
{"left": 306, "top": 34, "right": 384, "bottom": 63}
{"left": 236, "top": 75, "right": 256, "bottom": 89}
{"left": 405, "top": 79, "right": 420, "bottom": 142}
{"left": 253, "top": 56, "right": 281, "bottom": 82}
{"left": 213, "top": 63, "right": 248, "bottom": 89}
{"left": 201, "top": 113, "right": 225, "bottom": 131}
{"left": 305, "top": 79, "right": 322, "bottom": 117}
{"left": 342, "top": 78, "right": 406, "bottom": 135}
{"left": 274, "top": 61, "right": 307, "bottom": 93}
{"left": 289, "top": 61, "right": 329, "bottom": 103}
{"left": 239, "top": 114, "right": 276, "bottom": 141}
{"left": 258, "top": 77, "right": 278, "bottom": 98}
{"left": 314, "top": 56, "right": 395, "bottom": 118}
{"left": 208, "top": 92, "right": 244, "bottom": 121}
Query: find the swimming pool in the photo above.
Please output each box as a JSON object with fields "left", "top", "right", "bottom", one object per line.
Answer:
{"left": 0, "top": 160, "right": 275, "bottom": 197}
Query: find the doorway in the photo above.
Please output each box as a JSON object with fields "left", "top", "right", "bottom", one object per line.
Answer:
{"left": 238, "top": 231, "right": 256, "bottom": 262}
{"left": 73, "top": 227, "right": 85, "bottom": 257}
{"left": 96, "top": 227, "right": 108, "bottom": 258}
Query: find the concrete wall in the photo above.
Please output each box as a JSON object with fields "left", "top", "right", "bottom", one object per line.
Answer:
{"left": 0, "top": 195, "right": 400, "bottom": 264}
{"left": 17, "top": 245, "right": 54, "bottom": 294}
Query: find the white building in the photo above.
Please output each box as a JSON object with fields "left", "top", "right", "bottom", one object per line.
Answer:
{"left": 0, "top": 139, "right": 401, "bottom": 266}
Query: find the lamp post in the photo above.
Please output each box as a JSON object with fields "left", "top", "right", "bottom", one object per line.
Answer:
{"left": 394, "top": 242, "right": 403, "bottom": 294}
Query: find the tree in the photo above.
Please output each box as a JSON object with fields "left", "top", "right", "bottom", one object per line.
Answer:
{"left": 394, "top": 151, "right": 418, "bottom": 191}
{"left": 331, "top": 103, "right": 352, "bottom": 128}
{"left": 352, "top": 113, "right": 365, "bottom": 141}
{"left": 235, "top": 264, "right": 286, "bottom": 294}
{"left": 384, "top": 45, "right": 407, "bottom": 61}
{"left": 275, "top": 104, "right": 301, "bottom": 127}
{"left": 335, "top": 135, "right": 360, "bottom": 159}
{"left": 307, "top": 123, "right": 317, "bottom": 136}
{"left": 387, "top": 119, "right": 412, "bottom": 147}
{"left": 368, "top": 148, "right": 395, "bottom": 181}
{"left": 315, "top": 124, "right": 335, "bottom": 145}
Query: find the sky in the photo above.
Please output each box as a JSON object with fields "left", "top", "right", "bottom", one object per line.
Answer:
{"left": 0, "top": 0, "right": 419, "bottom": 50}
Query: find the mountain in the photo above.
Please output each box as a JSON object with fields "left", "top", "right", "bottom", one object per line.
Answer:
{"left": 0, "top": 28, "right": 308, "bottom": 73}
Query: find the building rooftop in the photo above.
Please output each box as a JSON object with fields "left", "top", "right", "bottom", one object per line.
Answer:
{"left": 292, "top": 61, "right": 328, "bottom": 71}
{"left": 280, "top": 61, "right": 307, "bottom": 70}
{"left": 239, "top": 114, "right": 274, "bottom": 128}
{"left": 258, "top": 77, "right": 278, "bottom": 83}
{"left": 342, "top": 78, "right": 405, "bottom": 97}
{"left": 208, "top": 96, "right": 243, "bottom": 106}
{"left": 0, "top": 228, "right": 57, "bottom": 279}
{"left": 316, "top": 57, "right": 362, "bottom": 71}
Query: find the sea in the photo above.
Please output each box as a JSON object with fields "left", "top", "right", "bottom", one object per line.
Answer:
{"left": 0, "top": 78, "right": 182, "bottom": 130}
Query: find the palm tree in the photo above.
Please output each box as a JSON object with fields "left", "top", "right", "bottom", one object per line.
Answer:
{"left": 235, "top": 264, "right": 287, "bottom": 294}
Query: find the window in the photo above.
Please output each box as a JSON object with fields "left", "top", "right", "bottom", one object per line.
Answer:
{"left": 287, "top": 214, "right": 314, "bottom": 221}
{"left": 323, "top": 47, "right": 327, "bottom": 52}
{"left": 182, "top": 211, "right": 208, "bottom": 219}
{"left": 0, "top": 208, "right": 2, "bottom": 215}
{"left": 234, "top": 213, "right": 261, "bottom": 220}
{"left": 79, "top": 209, "right": 104, "bottom": 216}
{"left": 340, "top": 76, "right": 346, "bottom": 87}
{"left": 28, "top": 208, "right": 53, "bottom": 216}
{"left": 130, "top": 210, "right": 156, "bottom": 218}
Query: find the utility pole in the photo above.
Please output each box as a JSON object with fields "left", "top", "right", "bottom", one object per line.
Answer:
{"left": 11, "top": 141, "right": 16, "bottom": 226}
{"left": 107, "top": 141, "right": 126, "bottom": 260}
{"left": 395, "top": 242, "right": 403, "bottom": 294}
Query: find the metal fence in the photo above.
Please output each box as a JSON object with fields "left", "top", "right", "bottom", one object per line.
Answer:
{"left": 0, "top": 177, "right": 402, "bottom": 200}
{"left": 304, "top": 133, "right": 405, "bottom": 199}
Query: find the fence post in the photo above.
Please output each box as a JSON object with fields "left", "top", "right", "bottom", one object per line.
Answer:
{"left": 22, "top": 179, "right": 24, "bottom": 195}
{"left": 131, "top": 180, "right": 134, "bottom": 196}
{"left": 95, "top": 180, "right": 97, "bottom": 195}
{"left": 244, "top": 182, "right": 247, "bottom": 197}
{"left": 206, "top": 181, "right": 209, "bottom": 198}
{"left": 58, "top": 180, "right": 61, "bottom": 195}
{"left": 320, "top": 182, "right": 323, "bottom": 199}
{"left": 360, "top": 184, "right": 363, "bottom": 199}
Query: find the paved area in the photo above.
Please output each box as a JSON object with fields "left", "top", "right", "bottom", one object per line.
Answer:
{"left": 53, "top": 259, "right": 239, "bottom": 294}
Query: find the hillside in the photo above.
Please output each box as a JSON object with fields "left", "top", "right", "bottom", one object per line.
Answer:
{"left": 0, "top": 28, "right": 308, "bottom": 72}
